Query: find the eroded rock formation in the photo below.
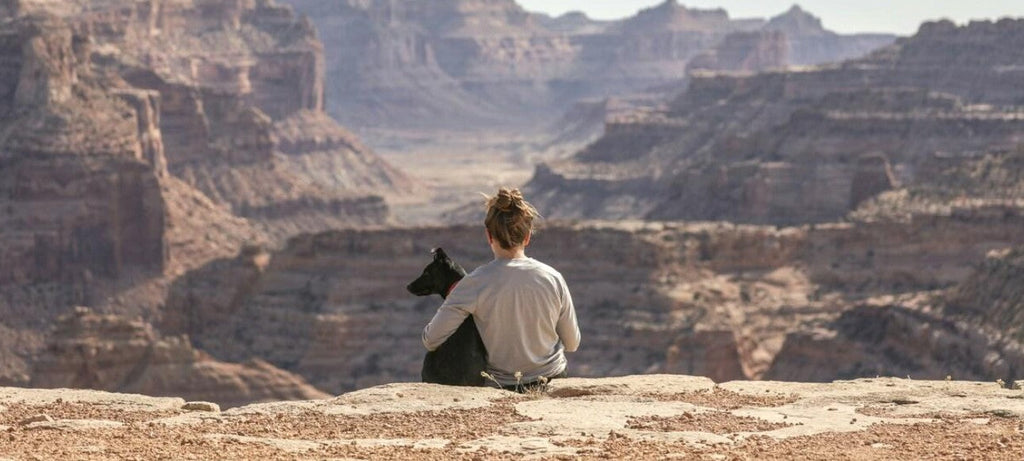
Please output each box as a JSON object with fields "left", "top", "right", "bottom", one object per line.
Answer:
{"left": 57, "top": 0, "right": 412, "bottom": 236}
{"left": 0, "top": 0, "right": 413, "bottom": 398}
{"left": 162, "top": 211, "right": 1024, "bottom": 392}
{"left": 31, "top": 307, "right": 328, "bottom": 408}
{"left": 766, "top": 242, "right": 1024, "bottom": 384}
{"left": 686, "top": 30, "right": 789, "bottom": 73}
{"left": 527, "top": 19, "right": 1024, "bottom": 225}
{"left": 764, "top": 5, "right": 898, "bottom": 65}
{"left": 946, "top": 247, "right": 1024, "bottom": 343}
{"left": 0, "top": 14, "right": 170, "bottom": 384}
{"left": 282, "top": 0, "right": 894, "bottom": 130}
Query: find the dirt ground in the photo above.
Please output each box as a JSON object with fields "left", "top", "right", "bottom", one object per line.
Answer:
{"left": 2, "top": 375, "right": 1023, "bottom": 460}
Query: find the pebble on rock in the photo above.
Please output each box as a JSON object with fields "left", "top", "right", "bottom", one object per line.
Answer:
{"left": 182, "top": 401, "right": 221, "bottom": 412}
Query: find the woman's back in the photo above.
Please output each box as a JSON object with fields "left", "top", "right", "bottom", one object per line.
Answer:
{"left": 442, "top": 257, "right": 578, "bottom": 384}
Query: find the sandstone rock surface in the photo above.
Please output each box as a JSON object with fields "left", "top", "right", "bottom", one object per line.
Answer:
{"left": 30, "top": 307, "right": 329, "bottom": 408}
{"left": 1, "top": 375, "right": 1022, "bottom": 459}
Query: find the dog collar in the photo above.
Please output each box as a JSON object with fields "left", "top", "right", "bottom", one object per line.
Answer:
{"left": 445, "top": 281, "right": 459, "bottom": 298}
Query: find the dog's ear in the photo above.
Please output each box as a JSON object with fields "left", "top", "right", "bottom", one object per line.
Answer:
{"left": 432, "top": 248, "right": 448, "bottom": 260}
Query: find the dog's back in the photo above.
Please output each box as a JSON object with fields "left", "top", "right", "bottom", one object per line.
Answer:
{"left": 407, "top": 248, "right": 487, "bottom": 386}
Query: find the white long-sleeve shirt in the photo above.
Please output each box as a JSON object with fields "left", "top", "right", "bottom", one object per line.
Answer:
{"left": 422, "top": 256, "right": 580, "bottom": 385}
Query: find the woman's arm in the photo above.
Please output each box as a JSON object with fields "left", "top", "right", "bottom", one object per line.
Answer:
{"left": 556, "top": 278, "right": 581, "bottom": 352}
{"left": 422, "top": 303, "right": 471, "bottom": 351}
{"left": 422, "top": 280, "right": 478, "bottom": 351}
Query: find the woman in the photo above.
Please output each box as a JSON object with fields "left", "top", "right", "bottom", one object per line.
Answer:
{"left": 422, "top": 188, "right": 581, "bottom": 391}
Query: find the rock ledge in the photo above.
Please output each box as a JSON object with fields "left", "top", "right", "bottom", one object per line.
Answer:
{"left": 2, "top": 375, "right": 1022, "bottom": 458}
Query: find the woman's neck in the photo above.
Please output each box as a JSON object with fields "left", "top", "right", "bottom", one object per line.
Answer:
{"left": 492, "top": 245, "right": 527, "bottom": 260}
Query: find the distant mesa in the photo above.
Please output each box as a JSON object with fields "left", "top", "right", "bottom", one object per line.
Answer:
{"left": 619, "top": 0, "right": 732, "bottom": 32}
{"left": 525, "top": 18, "right": 1024, "bottom": 225}
{"left": 766, "top": 4, "right": 827, "bottom": 36}
{"left": 284, "top": 0, "right": 896, "bottom": 132}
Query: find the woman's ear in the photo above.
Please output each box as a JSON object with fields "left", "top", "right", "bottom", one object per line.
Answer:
{"left": 523, "top": 232, "right": 531, "bottom": 247}
{"left": 485, "top": 229, "right": 492, "bottom": 244}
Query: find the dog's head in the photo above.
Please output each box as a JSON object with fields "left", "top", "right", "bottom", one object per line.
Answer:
{"left": 406, "top": 248, "right": 467, "bottom": 298}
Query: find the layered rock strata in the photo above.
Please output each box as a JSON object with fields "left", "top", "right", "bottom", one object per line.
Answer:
{"left": 946, "top": 247, "right": 1024, "bottom": 344}
{"left": 20, "top": 0, "right": 414, "bottom": 236}
{"left": 0, "top": 0, "right": 410, "bottom": 397}
{"left": 31, "top": 307, "right": 329, "bottom": 408}
{"left": 767, "top": 241, "right": 1024, "bottom": 384}
{"left": 686, "top": 30, "right": 789, "bottom": 73}
{"left": 527, "top": 19, "right": 1024, "bottom": 225}
{"left": 283, "top": 0, "right": 894, "bottom": 130}
{"left": 0, "top": 14, "right": 170, "bottom": 384}
{"left": 162, "top": 212, "right": 1024, "bottom": 393}
{"left": 765, "top": 5, "right": 898, "bottom": 66}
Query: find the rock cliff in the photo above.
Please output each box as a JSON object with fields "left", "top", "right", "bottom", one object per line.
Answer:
{"left": 282, "top": 0, "right": 894, "bottom": 131}
{"left": 57, "top": 0, "right": 413, "bottom": 236}
{"left": 527, "top": 19, "right": 1024, "bottom": 225}
{"left": 766, "top": 238, "right": 1024, "bottom": 384}
{"left": 686, "top": 30, "right": 789, "bottom": 73}
{"left": 0, "top": 0, "right": 412, "bottom": 400}
{"left": 946, "top": 247, "right": 1024, "bottom": 344}
{"left": 30, "top": 307, "right": 328, "bottom": 408}
{"left": 765, "top": 5, "right": 898, "bottom": 66}
{"left": 161, "top": 211, "right": 1024, "bottom": 393}
{"left": 0, "top": 13, "right": 169, "bottom": 385}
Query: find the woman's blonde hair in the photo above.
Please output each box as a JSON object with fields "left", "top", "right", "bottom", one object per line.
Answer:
{"left": 484, "top": 188, "right": 539, "bottom": 250}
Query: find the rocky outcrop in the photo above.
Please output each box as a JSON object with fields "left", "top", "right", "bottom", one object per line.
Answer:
{"left": 0, "top": 14, "right": 171, "bottom": 385}
{"left": 527, "top": 19, "right": 1024, "bottom": 225}
{"left": 765, "top": 5, "right": 896, "bottom": 65}
{"left": 765, "top": 303, "right": 1024, "bottom": 383}
{"left": 686, "top": 30, "right": 789, "bottom": 73}
{"left": 30, "top": 307, "right": 329, "bottom": 408}
{"left": 0, "top": 15, "right": 169, "bottom": 374}
{"left": 0, "top": 15, "right": 167, "bottom": 284}
{"left": 2, "top": 375, "right": 1023, "bottom": 459}
{"left": 768, "top": 239, "right": 1024, "bottom": 385}
{"left": 0, "top": 0, "right": 407, "bottom": 396}
{"left": 946, "top": 247, "right": 1024, "bottom": 343}
{"left": 23, "top": 0, "right": 413, "bottom": 236}
{"left": 283, "top": 0, "right": 894, "bottom": 131}
{"left": 766, "top": 200, "right": 1024, "bottom": 385}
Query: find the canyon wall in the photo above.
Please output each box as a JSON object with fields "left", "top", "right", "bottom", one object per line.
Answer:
{"left": 30, "top": 307, "right": 329, "bottom": 408}
{"left": 161, "top": 210, "right": 1024, "bottom": 393}
{"left": 0, "top": 14, "right": 168, "bottom": 384}
{"left": 0, "top": 0, "right": 416, "bottom": 402}
{"left": 282, "top": 0, "right": 894, "bottom": 130}
{"left": 527, "top": 19, "right": 1024, "bottom": 225}
{"left": 946, "top": 247, "right": 1024, "bottom": 344}
{"left": 767, "top": 238, "right": 1024, "bottom": 384}
{"left": 63, "top": 0, "right": 412, "bottom": 236}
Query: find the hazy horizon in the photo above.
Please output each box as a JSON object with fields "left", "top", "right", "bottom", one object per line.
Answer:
{"left": 516, "top": 0, "right": 1024, "bottom": 35}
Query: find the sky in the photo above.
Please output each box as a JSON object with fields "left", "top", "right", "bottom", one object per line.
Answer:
{"left": 515, "top": 0, "right": 1024, "bottom": 35}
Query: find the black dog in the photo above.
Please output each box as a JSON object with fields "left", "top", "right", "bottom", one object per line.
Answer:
{"left": 406, "top": 248, "right": 487, "bottom": 386}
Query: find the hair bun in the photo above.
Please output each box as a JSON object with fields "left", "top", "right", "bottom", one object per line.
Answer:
{"left": 493, "top": 188, "right": 523, "bottom": 212}
{"left": 484, "top": 187, "right": 540, "bottom": 250}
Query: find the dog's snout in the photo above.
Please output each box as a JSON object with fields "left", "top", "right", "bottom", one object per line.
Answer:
{"left": 407, "top": 278, "right": 430, "bottom": 296}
